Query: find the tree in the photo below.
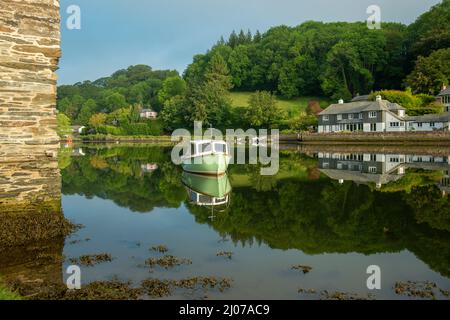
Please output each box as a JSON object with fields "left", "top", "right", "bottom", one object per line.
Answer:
{"left": 186, "top": 54, "right": 233, "bottom": 128}
{"left": 157, "top": 76, "right": 187, "bottom": 105}
{"left": 406, "top": 48, "right": 450, "bottom": 95}
{"left": 244, "top": 91, "right": 282, "bottom": 128}
{"left": 89, "top": 113, "right": 107, "bottom": 128}
{"left": 107, "top": 107, "right": 131, "bottom": 125}
{"left": 76, "top": 99, "right": 96, "bottom": 125}
{"left": 407, "top": 0, "right": 450, "bottom": 60}
{"left": 56, "top": 113, "right": 72, "bottom": 137}
{"left": 105, "top": 92, "right": 128, "bottom": 112}
{"left": 160, "top": 95, "right": 187, "bottom": 131}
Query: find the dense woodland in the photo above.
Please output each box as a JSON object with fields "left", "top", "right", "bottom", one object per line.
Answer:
{"left": 57, "top": 0, "right": 450, "bottom": 134}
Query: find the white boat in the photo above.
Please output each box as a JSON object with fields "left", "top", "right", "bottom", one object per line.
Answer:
{"left": 181, "top": 140, "right": 231, "bottom": 175}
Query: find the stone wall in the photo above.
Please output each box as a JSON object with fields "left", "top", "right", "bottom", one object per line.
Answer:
{"left": 0, "top": 0, "right": 61, "bottom": 161}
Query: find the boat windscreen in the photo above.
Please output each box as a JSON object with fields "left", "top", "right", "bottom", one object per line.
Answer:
{"left": 214, "top": 143, "right": 226, "bottom": 153}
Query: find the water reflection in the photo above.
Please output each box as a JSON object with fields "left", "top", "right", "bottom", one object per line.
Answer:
{"left": 182, "top": 172, "right": 232, "bottom": 207}
{"left": 0, "top": 146, "right": 68, "bottom": 285}
{"left": 2, "top": 144, "right": 450, "bottom": 299}
{"left": 318, "top": 152, "right": 450, "bottom": 191}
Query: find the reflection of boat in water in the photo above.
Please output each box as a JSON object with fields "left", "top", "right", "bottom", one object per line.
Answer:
{"left": 182, "top": 171, "right": 232, "bottom": 207}
{"left": 181, "top": 140, "right": 231, "bottom": 175}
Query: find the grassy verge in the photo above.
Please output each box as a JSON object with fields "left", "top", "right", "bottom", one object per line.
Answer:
{"left": 72, "top": 134, "right": 174, "bottom": 143}
{"left": 0, "top": 283, "right": 21, "bottom": 300}
{"left": 230, "top": 91, "right": 331, "bottom": 117}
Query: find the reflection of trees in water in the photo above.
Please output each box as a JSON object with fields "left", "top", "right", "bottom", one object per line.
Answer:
{"left": 189, "top": 179, "right": 450, "bottom": 278}
{"left": 61, "top": 147, "right": 450, "bottom": 277}
{"left": 62, "top": 146, "right": 187, "bottom": 213}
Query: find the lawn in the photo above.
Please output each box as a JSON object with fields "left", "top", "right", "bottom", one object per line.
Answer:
{"left": 230, "top": 91, "right": 331, "bottom": 117}
{"left": 0, "top": 286, "right": 21, "bottom": 300}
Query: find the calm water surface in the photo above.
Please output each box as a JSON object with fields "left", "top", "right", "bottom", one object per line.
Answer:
{"left": 57, "top": 145, "right": 450, "bottom": 299}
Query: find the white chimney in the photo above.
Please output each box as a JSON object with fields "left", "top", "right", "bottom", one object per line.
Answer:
{"left": 338, "top": 99, "right": 344, "bottom": 104}
{"left": 376, "top": 95, "right": 382, "bottom": 101}
{"left": 443, "top": 84, "right": 448, "bottom": 91}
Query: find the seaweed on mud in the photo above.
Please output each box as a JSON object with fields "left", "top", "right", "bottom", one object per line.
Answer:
{"left": 150, "top": 245, "right": 169, "bottom": 253}
{"left": 7, "top": 279, "right": 143, "bottom": 300}
{"left": 141, "top": 276, "right": 233, "bottom": 298}
{"left": 291, "top": 265, "right": 312, "bottom": 274}
{"left": 68, "top": 253, "right": 113, "bottom": 267}
{"left": 145, "top": 255, "right": 191, "bottom": 269}
{"left": 394, "top": 281, "right": 438, "bottom": 299}
{"left": 216, "top": 251, "right": 233, "bottom": 259}
{"left": 320, "top": 290, "right": 375, "bottom": 300}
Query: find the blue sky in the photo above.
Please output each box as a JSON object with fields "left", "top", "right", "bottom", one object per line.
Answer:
{"left": 58, "top": 0, "right": 441, "bottom": 85}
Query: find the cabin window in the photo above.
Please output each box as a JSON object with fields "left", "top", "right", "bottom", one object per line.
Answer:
{"left": 201, "top": 143, "right": 212, "bottom": 153}
{"left": 199, "top": 195, "right": 213, "bottom": 204}
{"left": 214, "top": 143, "right": 226, "bottom": 153}
{"left": 190, "top": 143, "right": 196, "bottom": 156}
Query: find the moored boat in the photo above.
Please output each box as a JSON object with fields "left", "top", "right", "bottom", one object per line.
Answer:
{"left": 181, "top": 140, "right": 231, "bottom": 175}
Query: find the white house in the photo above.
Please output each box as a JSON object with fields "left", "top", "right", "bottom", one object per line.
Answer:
{"left": 140, "top": 109, "right": 158, "bottom": 119}
{"left": 318, "top": 95, "right": 450, "bottom": 133}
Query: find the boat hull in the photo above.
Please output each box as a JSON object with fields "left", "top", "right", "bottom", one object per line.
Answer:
{"left": 182, "top": 153, "right": 231, "bottom": 175}
{"left": 182, "top": 172, "right": 232, "bottom": 198}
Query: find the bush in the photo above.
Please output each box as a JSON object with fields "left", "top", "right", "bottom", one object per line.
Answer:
{"left": 371, "top": 90, "right": 442, "bottom": 115}
{"left": 97, "top": 125, "right": 125, "bottom": 135}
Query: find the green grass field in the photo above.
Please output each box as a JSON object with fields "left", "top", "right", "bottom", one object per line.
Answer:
{"left": 230, "top": 91, "right": 331, "bottom": 117}
{"left": 0, "top": 286, "right": 21, "bottom": 300}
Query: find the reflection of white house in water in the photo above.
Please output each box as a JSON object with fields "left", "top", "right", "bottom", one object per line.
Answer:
{"left": 72, "top": 148, "right": 85, "bottom": 157}
{"left": 318, "top": 152, "right": 450, "bottom": 189}
{"left": 141, "top": 163, "right": 158, "bottom": 173}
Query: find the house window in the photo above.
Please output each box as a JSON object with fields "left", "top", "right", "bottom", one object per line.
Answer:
{"left": 370, "top": 123, "right": 377, "bottom": 132}
{"left": 430, "top": 122, "right": 435, "bottom": 127}
{"left": 348, "top": 114, "right": 354, "bottom": 120}
{"left": 337, "top": 114, "right": 342, "bottom": 120}
{"left": 359, "top": 113, "right": 363, "bottom": 119}
{"left": 390, "top": 122, "right": 399, "bottom": 127}
{"left": 417, "top": 122, "right": 423, "bottom": 127}
{"left": 323, "top": 115, "right": 329, "bottom": 121}
{"left": 369, "top": 111, "right": 377, "bottom": 118}
{"left": 370, "top": 154, "right": 376, "bottom": 162}
{"left": 369, "top": 166, "right": 377, "bottom": 173}
{"left": 400, "top": 122, "right": 404, "bottom": 127}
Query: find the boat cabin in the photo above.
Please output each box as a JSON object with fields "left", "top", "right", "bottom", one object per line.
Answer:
{"left": 187, "top": 188, "right": 229, "bottom": 206}
{"left": 187, "top": 140, "right": 229, "bottom": 157}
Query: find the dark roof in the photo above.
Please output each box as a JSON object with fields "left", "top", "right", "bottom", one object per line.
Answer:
{"left": 319, "top": 100, "right": 405, "bottom": 116}
{"left": 351, "top": 95, "right": 370, "bottom": 102}
{"left": 405, "top": 112, "right": 450, "bottom": 123}
{"left": 140, "top": 109, "right": 156, "bottom": 113}
{"left": 438, "top": 87, "right": 450, "bottom": 96}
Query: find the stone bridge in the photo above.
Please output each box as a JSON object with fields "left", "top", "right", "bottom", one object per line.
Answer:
{"left": 0, "top": 0, "right": 61, "bottom": 162}
{"left": 0, "top": 0, "right": 69, "bottom": 256}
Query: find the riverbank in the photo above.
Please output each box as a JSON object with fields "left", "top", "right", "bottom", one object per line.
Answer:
{"left": 282, "top": 132, "right": 450, "bottom": 145}
{"left": 66, "top": 131, "right": 450, "bottom": 146}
